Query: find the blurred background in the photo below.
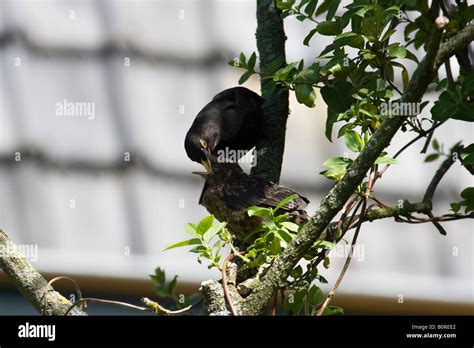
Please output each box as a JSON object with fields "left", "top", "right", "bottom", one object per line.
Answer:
{"left": 0, "top": 0, "right": 472, "bottom": 315}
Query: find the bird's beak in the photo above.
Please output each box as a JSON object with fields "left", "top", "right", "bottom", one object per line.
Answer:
{"left": 192, "top": 150, "right": 213, "bottom": 177}
{"left": 192, "top": 170, "right": 209, "bottom": 177}
{"left": 200, "top": 158, "right": 211, "bottom": 173}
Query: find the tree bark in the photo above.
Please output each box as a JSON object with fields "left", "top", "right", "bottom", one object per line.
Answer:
{"left": 0, "top": 229, "right": 86, "bottom": 316}
{"left": 252, "top": 0, "right": 289, "bottom": 182}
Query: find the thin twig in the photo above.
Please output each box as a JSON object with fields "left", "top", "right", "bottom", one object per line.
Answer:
{"left": 272, "top": 292, "right": 278, "bottom": 316}
{"left": 64, "top": 297, "right": 193, "bottom": 316}
{"left": 42, "top": 276, "right": 85, "bottom": 315}
{"left": 316, "top": 198, "right": 368, "bottom": 316}
{"left": 221, "top": 253, "right": 238, "bottom": 316}
{"left": 423, "top": 143, "right": 461, "bottom": 202}
{"left": 377, "top": 121, "right": 445, "bottom": 179}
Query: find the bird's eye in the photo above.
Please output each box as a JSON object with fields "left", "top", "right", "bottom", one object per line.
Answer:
{"left": 199, "top": 139, "right": 208, "bottom": 149}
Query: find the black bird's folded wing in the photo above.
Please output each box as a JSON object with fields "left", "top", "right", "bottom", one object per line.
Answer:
{"left": 220, "top": 178, "right": 309, "bottom": 213}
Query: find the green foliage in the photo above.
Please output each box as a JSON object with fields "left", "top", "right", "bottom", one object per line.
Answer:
{"left": 459, "top": 187, "right": 474, "bottom": 213}
{"left": 166, "top": 194, "right": 337, "bottom": 315}
{"left": 232, "top": 0, "right": 473, "bottom": 166}
{"left": 450, "top": 187, "right": 474, "bottom": 214}
{"left": 245, "top": 195, "right": 303, "bottom": 268}
{"left": 150, "top": 267, "right": 177, "bottom": 299}
{"left": 165, "top": 215, "right": 234, "bottom": 269}
{"left": 185, "top": 0, "right": 473, "bottom": 316}
{"left": 228, "top": 52, "right": 258, "bottom": 85}
{"left": 150, "top": 267, "right": 203, "bottom": 310}
{"left": 431, "top": 71, "right": 474, "bottom": 122}
{"left": 320, "top": 156, "right": 353, "bottom": 180}
{"left": 460, "top": 144, "right": 474, "bottom": 175}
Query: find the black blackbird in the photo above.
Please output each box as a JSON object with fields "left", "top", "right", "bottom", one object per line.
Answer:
{"left": 185, "top": 86, "right": 263, "bottom": 164}
{"left": 185, "top": 87, "right": 263, "bottom": 202}
{"left": 193, "top": 150, "right": 309, "bottom": 244}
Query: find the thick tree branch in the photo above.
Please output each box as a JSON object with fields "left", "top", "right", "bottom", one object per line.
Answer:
{"left": 240, "top": 13, "right": 456, "bottom": 316}
{"left": 0, "top": 229, "right": 87, "bottom": 316}
{"left": 436, "top": 23, "right": 474, "bottom": 69}
{"left": 200, "top": 261, "right": 242, "bottom": 316}
{"left": 252, "top": 0, "right": 289, "bottom": 182}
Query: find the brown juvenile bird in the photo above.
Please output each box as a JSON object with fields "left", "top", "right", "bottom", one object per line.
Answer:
{"left": 193, "top": 150, "right": 309, "bottom": 244}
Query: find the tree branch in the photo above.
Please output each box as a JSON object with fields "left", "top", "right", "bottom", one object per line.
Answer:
{"left": 0, "top": 229, "right": 87, "bottom": 316}
{"left": 435, "top": 23, "right": 474, "bottom": 69}
{"left": 423, "top": 144, "right": 461, "bottom": 202}
{"left": 240, "top": 13, "right": 455, "bottom": 316}
{"left": 252, "top": 0, "right": 289, "bottom": 182}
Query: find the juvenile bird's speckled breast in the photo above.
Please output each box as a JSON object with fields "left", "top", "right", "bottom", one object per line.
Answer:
{"left": 201, "top": 185, "right": 263, "bottom": 243}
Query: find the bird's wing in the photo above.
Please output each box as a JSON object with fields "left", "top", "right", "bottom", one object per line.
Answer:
{"left": 221, "top": 179, "right": 309, "bottom": 212}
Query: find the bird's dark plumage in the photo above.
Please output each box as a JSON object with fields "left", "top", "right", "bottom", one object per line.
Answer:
{"left": 185, "top": 86, "right": 264, "bottom": 203}
{"left": 195, "top": 152, "right": 309, "bottom": 244}
{"left": 185, "top": 86, "right": 263, "bottom": 163}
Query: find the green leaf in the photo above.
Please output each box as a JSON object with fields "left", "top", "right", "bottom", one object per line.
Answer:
{"left": 326, "top": 0, "right": 340, "bottom": 20}
{"left": 384, "top": 5, "right": 400, "bottom": 19}
{"left": 424, "top": 153, "right": 439, "bottom": 162}
{"left": 238, "top": 71, "right": 253, "bottom": 85}
{"left": 184, "top": 223, "right": 197, "bottom": 236}
{"left": 276, "top": 1, "right": 292, "bottom": 10}
{"left": 323, "top": 256, "right": 331, "bottom": 269}
{"left": 325, "top": 108, "right": 339, "bottom": 141}
{"left": 248, "top": 206, "right": 272, "bottom": 218}
{"left": 307, "top": 286, "right": 324, "bottom": 307}
{"left": 401, "top": 68, "right": 409, "bottom": 90}
{"left": 322, "top": 156, "right": 351, "bottom": 168}
{"left": 281, "top": 221, "right": 300, "bottom": 232}
{"left": 164, "top": 238, "right": 202, "bottom": 251}
{"left": 334, "top": 32, "right": 364, "bottom": 48}
{"left": 388, "top": 44, "right": 407, "bottom": 58}
{"left": 316, "top": 20, "right": 342, "bottom": 35}
{"left": 273, "top": 62, "right": 298, "bottom": 82}
{"left": 303, "top": 28, "right": 318, "bottom": 46}
{"left": 294, "top": 69, "right": 319, "bottom": 84}
{"left": 295, "top": 83, "right": 316, "bottom": 107}
{"left": 403, "top": 0, "right": 417, "bottom": 7}
{"left": 320, "top": 81, "right": 353, "bottom": 113}
{"left": 431, "top": 92, "right": 460, "bottom": 122}
{"left": 450, "top": 202, "right": 461, "bottom": 214}
{"left": 313, "top": 240, "right": 336, "bottom": 249}
{"left": 316, "top": 0, "right": 330, "bottom": 16}
{"left": 239, "top": 52, "right": 246, "bottom": 65}
{"left": 274, "top": 194, "right": 298, "bottom": 213}
{"left": 432, "top": 139, "right": 440, "bottom": 151}
{"left": 203, "top": 223, "right": 224, "bottom": 243}
{"left": 284, "top": 291, "right": 306, "bottom": 314}
{"left": 375, "top": 155, "right": 398, "bottom": 164}
{"left": 322, "top": 305, "right": 344, "bottom": 315}
{"left": 150, "top": 267, "right": 165, "bottom": 284}
{"left": 452, "top": 103, "right": 474, "bottom": 122}
{"left": 273, "top": 228, "right": 294, "bottom": 245}
{"left": 197, "top": 215, "right": 214, "bottom": 236}
{"left": 344, "top": 130, "right": 364, "bottom": 152}
{"left": 460, "top": 187, "right": 474, "bottom": 202}
{"left": 461, "top": 70, "right": 474, "bottom": 98}
{"left": 167, "top": 275, "right": 178, "bottom": 294}
{"left": 320, "top": 166, "right": 346, "bottom": 180}
{"left": 460, "top": 144, "right": 474, "bottom": 175}
{"left": 247, "top": 52, "right": 257, "bottom": 70}
{"left": 460, "top": 187, "right": 474, "bottom": 213}
{"left": 304, "top": 0, "right": 318, "bottom": 16}
{"left": 291, "top": 265, "right": 303, "bottom": 279}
